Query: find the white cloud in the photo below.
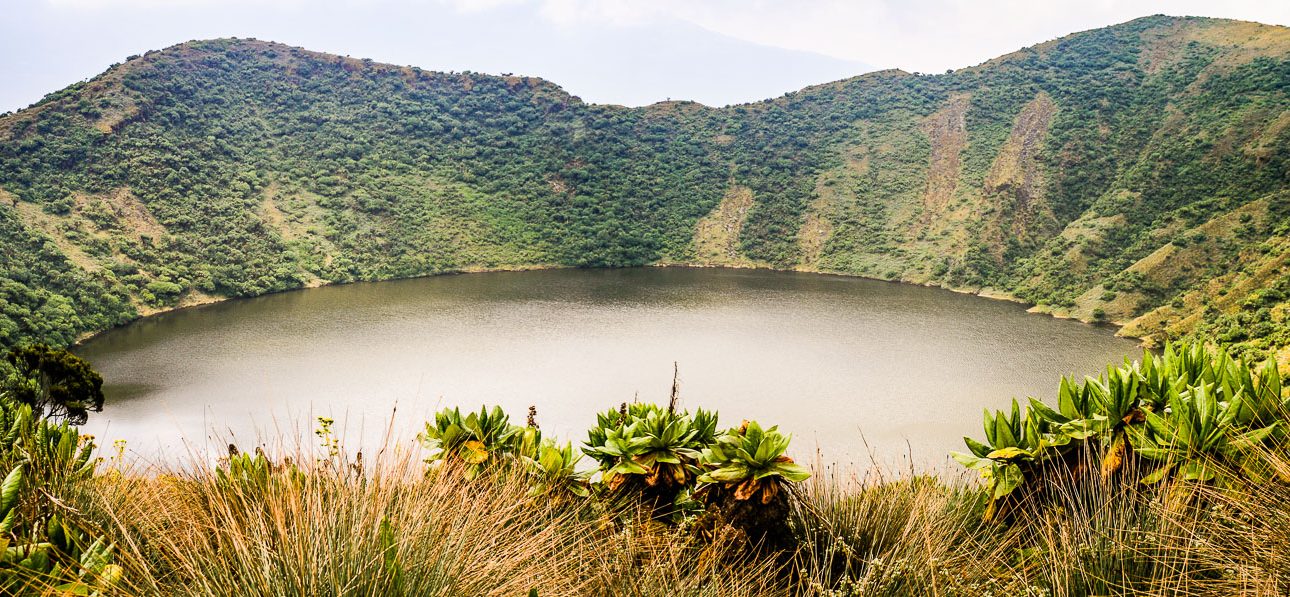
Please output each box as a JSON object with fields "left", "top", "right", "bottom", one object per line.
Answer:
{"left": 677, "top": 0, "right": 1290, "bottom": 71}
{"left": 436, "top": 0, "right": 528, "bottom": 14}
{"left": 35, "top": 0, "right": 1290, "bottom": 71}
{"left": 43, "top": 0, "right": 304, "bottom": 8}
{"left": 446, "top": 0, "right": 1290, "bottom": 71}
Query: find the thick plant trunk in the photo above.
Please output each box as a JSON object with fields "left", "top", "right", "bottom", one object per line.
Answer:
{"left": 609, "top": 474, "right": 686, "bottom": 521}
{"left": 699, "top": 483, "right": 796, "bottom": 552}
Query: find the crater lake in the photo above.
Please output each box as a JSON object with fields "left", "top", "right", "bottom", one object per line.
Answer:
{"left": 77, "top": 267, "right": 1142, "bottom": 466}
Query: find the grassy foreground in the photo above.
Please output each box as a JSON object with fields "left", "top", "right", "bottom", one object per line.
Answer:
{"left": 0, "top": 344, "right": 1288, "bottom": 595}
{"left": 73, "top": 441, "right": 1290, "bottom": 595}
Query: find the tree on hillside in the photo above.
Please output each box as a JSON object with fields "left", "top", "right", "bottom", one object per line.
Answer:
{"left": 1, "top": 344, "right": 105, "bottom": 425}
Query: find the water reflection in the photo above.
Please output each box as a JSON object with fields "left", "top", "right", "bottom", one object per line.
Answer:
{"left": 77, "top": 267, "right": 1141, "bottom": 467}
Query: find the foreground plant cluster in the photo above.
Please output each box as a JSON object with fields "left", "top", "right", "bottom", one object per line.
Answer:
{"left": 953, "top": 343, "right": 1288, "bottom": 521}
{"left": 0, "top": 343, "right": 1285, "bottom": 595}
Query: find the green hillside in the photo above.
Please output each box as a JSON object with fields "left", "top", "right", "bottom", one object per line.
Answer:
{"left": 1, "top": 15, "right": 1287, "bottom": 362}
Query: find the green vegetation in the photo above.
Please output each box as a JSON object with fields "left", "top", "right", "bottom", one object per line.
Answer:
{"left": 0, "top": 16, "right": 1286, "bottom": 365}
{"left": 0, "top": 392, "right": 119, "bottom": 594}
{"left": 953, "top": 342, "right": 1288, "bottom": 522}
{"left": 1, "top": 344, "right": 104, "bottom": 425}
{"left": 418, "top": 404, "right": 592, "bottom": 498}
{"left": 419, "top": 405, "right": 523, "bottom": 480}
{"left": 0, "top": 12, "right": 1286, "bottom": 593}
{"left": 0, "top": 341, "right": 1282, "bottom": 594}
{"left": 696, "top": 421, "right": 810, "bottom": 550}
{"left": 0, "top": 14, "right": 1283, "bottom": 593}
{"left": 583, "top": 401, "right": 718, "bottom": 516}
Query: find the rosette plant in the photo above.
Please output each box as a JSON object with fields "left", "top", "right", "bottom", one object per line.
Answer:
{"left": 419, "top": 405, "right": 520, "bottom": 479}
{"left": 695, "top": 420, "right": 809, "bottom": 550}
{"left": 955, "top": 342, "right": 1290, "bottom": 523}
{"left": 1026, "top": 365, "right": 1145, "bottom": 479}
{"left": 583, "top": 403, "right": 718, "bottom": 515}
{"left": 215, "top": 446, "right": 305, "bottom": 498}
{"left": 952, "top": 399, "right": 1049, "bottom": 521}
{"left": 1128, "top": 381, "right": 1282, "bottom": 487}
{"left": 523, "top": 440, "right": 591, "bottom": 500}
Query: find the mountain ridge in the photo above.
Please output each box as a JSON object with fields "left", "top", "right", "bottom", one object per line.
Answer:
{"left": 0, "top": 14, "right": 1287, "bottom": 366}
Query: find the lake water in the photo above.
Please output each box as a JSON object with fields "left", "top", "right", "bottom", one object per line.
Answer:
{"left": 77, "top": 267, "right": 1142, "bottom": 467}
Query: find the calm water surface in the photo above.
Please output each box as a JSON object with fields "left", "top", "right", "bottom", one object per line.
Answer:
{"left": 77, "top": 268, "right": 1141, "bottom": 466}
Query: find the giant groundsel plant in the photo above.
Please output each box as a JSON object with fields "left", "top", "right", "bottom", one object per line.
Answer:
{"left": 582, "top": 402, "right": 718, "bottom": 513}
{"left": 954, "top": 342, "right": 1289, "bottom": 521}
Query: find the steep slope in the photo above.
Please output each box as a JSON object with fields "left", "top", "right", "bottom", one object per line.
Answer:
{"left": 0, "top": 16, "right": 1286, "bottom": 363}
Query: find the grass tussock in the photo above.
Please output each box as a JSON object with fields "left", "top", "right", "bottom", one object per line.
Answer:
{"left": 39, "top": 439, "right": 1280, "bottom": 597}
{"left": 790, "top": 449, "right": 1290, "bottom": 596}
{"left": 82, "top": 445, "right": 783, "bottom": 597}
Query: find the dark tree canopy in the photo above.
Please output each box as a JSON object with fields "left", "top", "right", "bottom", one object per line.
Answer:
{"left": 2, "top": 344, "right": 105, "bottom": 425}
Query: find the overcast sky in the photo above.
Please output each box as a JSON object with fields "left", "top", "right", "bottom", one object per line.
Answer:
{"left": 4, "top": 0, "right": 1288, "bottom": 113}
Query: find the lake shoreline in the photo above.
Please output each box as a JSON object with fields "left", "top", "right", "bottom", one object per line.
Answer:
{"left": 77, "top": 265, "right": 1143, "bottom": 466}
{"left": 73, "top": 262, "right": 1140, "bottom": 348}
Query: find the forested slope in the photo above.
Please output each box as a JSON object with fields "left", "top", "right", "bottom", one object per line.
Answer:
{"left": 0, "top": 15, "right": 1286, "bottom": 362}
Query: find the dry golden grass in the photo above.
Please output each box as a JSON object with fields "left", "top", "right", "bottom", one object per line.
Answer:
{"left": 79, "top": 443, "right": 783, "bottom": 597}
{"left": 33, "top": 434, "right": 1288, "bottom": 597}
{"left": 794, "top": 448, "right": 1290, "bottom": 597}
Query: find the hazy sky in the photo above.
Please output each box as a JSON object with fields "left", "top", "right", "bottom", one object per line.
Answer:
{"left": 4, "top": 0, "right": 1288, "bottom": 113}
